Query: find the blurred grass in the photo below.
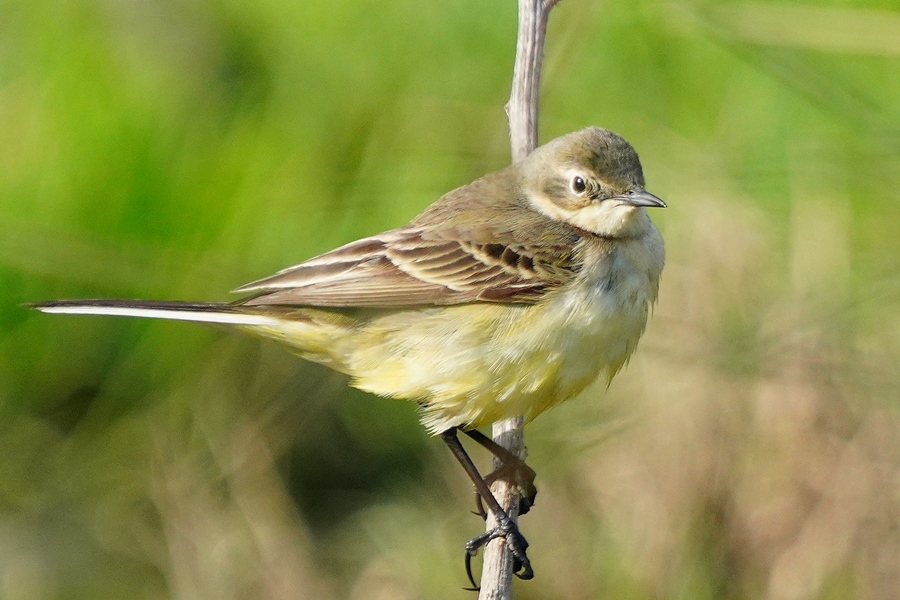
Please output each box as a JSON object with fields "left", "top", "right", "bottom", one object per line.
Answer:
{"left": 1, "top": 0, "right": 899, "bottom": 598}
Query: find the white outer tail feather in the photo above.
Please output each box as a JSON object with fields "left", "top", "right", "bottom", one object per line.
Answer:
{"left": 33, "top": 304, "right": 281, "bottom": 327}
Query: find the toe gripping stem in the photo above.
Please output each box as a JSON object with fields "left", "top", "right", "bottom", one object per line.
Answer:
{"left": 441, "top": 428, "right": 535, "bottom": 590}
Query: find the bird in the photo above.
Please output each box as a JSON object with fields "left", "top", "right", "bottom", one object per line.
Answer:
{"left": 29, "top": 126, "right": 665, "bottom": 584}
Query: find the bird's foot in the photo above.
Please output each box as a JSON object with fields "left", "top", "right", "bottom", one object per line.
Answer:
{"left": 463, "top": 516, "right": 533, "bottom": 590}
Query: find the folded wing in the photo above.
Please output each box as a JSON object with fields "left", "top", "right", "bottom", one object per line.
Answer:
{"left": 235, "top": 225, "right": 580, "bottom": 308}
{"left": 235, "top": 169, "right": 586, "bottom": 308}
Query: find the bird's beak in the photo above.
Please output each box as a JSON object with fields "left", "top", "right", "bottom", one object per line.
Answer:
{"left": 616, "top": 187, "right": 667, "bottom": 208}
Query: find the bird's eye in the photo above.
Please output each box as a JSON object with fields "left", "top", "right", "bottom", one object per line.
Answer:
{"left": 570, "top": 176, "right": 588, "bottom": 195}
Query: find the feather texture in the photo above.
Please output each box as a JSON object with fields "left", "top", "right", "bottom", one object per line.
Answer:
{"left": 235, "top": 168, "right": 584, "bottom": 308}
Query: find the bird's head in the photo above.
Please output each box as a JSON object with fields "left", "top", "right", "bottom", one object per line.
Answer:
{"left": 521, "top": 127, "right": 666, "bottom": 238}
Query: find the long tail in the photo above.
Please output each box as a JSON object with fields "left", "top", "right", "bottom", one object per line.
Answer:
{"left": 26, "top": 299, "right": 282, "bottom": 327}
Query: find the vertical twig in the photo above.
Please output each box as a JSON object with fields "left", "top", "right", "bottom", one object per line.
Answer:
{"left": 479, "top": 1, "right": 562, "bottom": 599}
{"left": 507, "top": 0, "right": 561, "bottom": 162}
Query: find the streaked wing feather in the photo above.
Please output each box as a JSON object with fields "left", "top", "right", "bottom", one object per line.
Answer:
{"left": 237, "top": 172, "right": 584, "bottom": 308}
{"left": 239, "top": 249, "right": 465, "bottom": 306}
{"left": 233, "top": 235, "right": 397, "bottom": 292}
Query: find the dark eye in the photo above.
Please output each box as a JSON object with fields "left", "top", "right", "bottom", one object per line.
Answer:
{"left": 570, "top": 175, "right": 587, "bottom": 195}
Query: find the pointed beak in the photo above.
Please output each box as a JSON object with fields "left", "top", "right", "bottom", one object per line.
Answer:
{"left": 616, "top": 187, "right": 667, "bottom": 208}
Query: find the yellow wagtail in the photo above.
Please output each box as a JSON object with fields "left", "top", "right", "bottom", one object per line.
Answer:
{"left": 30, "top": 126, "right": 665, "bottom": 582}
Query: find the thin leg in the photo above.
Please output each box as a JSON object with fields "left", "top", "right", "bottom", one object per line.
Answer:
{"left": 461, "top": 429, "right": 538, "bottom": 516}
{"left": 441, "top": 428, "right": 534, "bottom": 589}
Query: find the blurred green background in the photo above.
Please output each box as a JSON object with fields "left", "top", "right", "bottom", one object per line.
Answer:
{"left": 2, "top": 0, "right": 899, "bottom": 598}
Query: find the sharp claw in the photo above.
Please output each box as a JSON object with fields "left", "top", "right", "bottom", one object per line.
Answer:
{"left": 514, "top": 560, "right": 535, "bottom": 580}
{"left": 510, "top": 539, "right": 534, "bottom": 580}
{"left": 473, "top": 492, "right": 488, "bottom": 521}
{"left": 461, "top": 518, "right": 533, "bottom": 587}
{"left": 464, "top": 551, "right": 480, "bottom": 591}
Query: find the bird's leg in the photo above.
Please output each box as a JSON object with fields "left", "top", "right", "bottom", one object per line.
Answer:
{"left": 440, "top": 428, "right": 533, "bottom": 589}
{"left": 461, "top": 428, "right": 538, "bottom": 518}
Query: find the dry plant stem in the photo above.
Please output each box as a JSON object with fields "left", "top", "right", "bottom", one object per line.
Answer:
{"left": 480, "top": 1, "right": 562, "bottom": 599}
{"left": 507, "top": 0, "right": 561, "bottom": 162}
{"left": 479, "top": 417, "right": 527, "bottom": 599}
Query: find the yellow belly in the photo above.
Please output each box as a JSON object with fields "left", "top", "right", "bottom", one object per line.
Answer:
{"left": 338, "top": 279, "right": 652, "bottom": 434}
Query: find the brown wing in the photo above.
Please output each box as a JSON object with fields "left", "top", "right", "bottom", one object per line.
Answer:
{"left": 236, "top": 171, "right": 584, "bottom": 308}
